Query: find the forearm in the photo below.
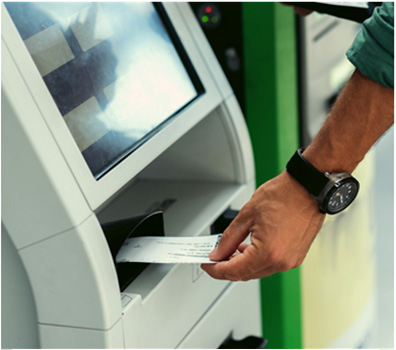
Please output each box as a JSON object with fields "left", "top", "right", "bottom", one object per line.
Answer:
{"left": 303, "top": 69, "right": 394, "bottom": 173}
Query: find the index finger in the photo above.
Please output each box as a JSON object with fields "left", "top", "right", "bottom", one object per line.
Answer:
{"left": 209, "top": 208, "right": 253, "bottom": 261}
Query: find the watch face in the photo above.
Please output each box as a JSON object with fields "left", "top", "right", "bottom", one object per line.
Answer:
{"left": 326, "top": 180, "right": 359, "bottom": 214}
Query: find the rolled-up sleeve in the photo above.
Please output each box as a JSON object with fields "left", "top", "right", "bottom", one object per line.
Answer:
{"left": 347, "top": 2, "right": 394, "bottom": 88}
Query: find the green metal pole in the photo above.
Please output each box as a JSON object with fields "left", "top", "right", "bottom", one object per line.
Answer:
{"left": 242, "top": 3, "right": 302, "bottom": 349}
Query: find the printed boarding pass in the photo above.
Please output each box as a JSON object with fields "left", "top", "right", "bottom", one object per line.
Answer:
{"left": 116, "top": 234, "right": 222, "bottom": 264}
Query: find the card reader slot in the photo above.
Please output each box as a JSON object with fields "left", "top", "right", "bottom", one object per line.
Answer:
{"left": 219, "top": 335, "right": 267, "bottom": 349}
{"left": 102, "top": 211, "right": 165, "bottom": 291}
{"left": 211, "top": 208, "right": 239, "bottom": 234}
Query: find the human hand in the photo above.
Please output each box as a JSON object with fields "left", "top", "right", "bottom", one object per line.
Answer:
{"left": 201, "top": 171, "right": 325, "bottom": 281}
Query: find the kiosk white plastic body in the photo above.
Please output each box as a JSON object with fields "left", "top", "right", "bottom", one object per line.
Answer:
{"left": 2, "top": 3, "right": 261, "bottom": 348}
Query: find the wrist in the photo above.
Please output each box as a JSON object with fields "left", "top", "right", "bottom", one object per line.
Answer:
{"left": 301, "top": 136, "right": 360, "bottom": 174}
{"left": 281, "top": 171, "right": 319, "bottom": 210}
{"left": 286, "top": 148, "right": 359, "bottom": 214}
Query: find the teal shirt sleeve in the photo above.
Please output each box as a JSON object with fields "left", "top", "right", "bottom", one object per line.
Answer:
{"left": 347, "top": 2, "right": 394, "bottom": 88}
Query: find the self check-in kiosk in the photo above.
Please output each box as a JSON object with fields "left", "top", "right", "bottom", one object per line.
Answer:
{"left": 2, "top": 3, "right": 262, "bottom": 348}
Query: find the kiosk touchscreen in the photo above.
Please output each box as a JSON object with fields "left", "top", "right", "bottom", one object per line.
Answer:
{"left": 6, "top": 2, "right": 202, "bottom": 178}
{"left": 2, "top": 3, "right": 262, "bottom": 348}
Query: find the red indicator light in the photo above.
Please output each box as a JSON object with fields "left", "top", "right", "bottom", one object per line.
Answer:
{"left": 206, "top": 6, "right": 212, "bottom": 13}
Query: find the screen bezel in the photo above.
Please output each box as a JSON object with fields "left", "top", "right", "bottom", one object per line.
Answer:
{"left": 2, "top": 2, "right": 223, "bottom": 211}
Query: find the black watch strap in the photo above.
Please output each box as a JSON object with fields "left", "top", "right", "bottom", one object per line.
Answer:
{"left": 286, "top": 148, "right": 329, "bottom": 197}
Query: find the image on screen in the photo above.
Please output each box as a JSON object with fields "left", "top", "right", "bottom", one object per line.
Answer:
{"left": 6, "top": 2, "right": 203, "bottom": 178}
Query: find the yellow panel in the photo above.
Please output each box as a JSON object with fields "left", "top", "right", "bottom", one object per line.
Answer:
{"left": 301, "top": 150, "right": 376, "bottom": 348}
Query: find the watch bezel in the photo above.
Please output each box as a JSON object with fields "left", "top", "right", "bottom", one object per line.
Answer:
{"left": 317, "top": 173, "right": 360, "bottom": 214}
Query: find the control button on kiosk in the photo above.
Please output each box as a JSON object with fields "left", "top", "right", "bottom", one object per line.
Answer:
{"left": 197, "top": 3, "right": 222, "bottom": 28}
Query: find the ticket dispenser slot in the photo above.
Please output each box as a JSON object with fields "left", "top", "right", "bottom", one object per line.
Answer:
{"left": 102, "top": 211, "right": 165, "bottom": 291}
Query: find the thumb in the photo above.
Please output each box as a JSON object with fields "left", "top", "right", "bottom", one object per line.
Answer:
{"left": 209, "top": 210, "right": 252, "bottom": 261}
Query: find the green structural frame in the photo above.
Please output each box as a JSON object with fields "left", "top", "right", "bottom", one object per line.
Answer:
{"left": 242, "top": 3, "right": 302, "bottom": 349}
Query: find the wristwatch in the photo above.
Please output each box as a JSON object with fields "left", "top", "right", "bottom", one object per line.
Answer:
{"left": 286, "top": 148, "right": 359, "bottom": 214}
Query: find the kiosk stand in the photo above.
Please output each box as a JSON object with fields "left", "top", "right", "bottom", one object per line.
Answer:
{"left": 2, "top": 3, "right": 262, "bottom": 348}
